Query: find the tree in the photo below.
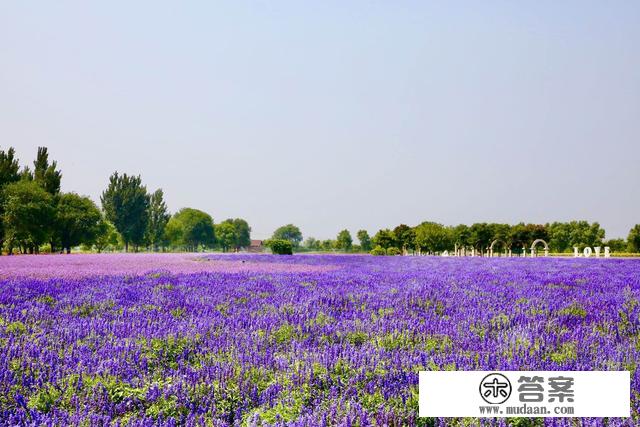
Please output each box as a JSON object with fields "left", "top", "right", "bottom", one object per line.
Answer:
{"left": 101, "top": 172, "right": 150, "bottom": 252}
{"left": 393, "top": 224, "right": 416, "bottom": 252}
{"left": 54, "top": 193, "right": 102, "bottom": 253}
{"left": 604, "top": 238, "right": 627, "bottom": 253}
{"left": 265, "top": 239, "right": 293, "bottom": 255}
{"left": 628, "top": 225, "right": 640, "bottom": 253}
{"left": 372, "top": 229, "right": 395, "bottom": 250}
{"left": 414, "top": 222, "right": 452, "bottom": 254}
{"left": 303, "top": 237, "right": 321, "bottom": 251}
{"left": 0, "top": 147, "right": 21, "bottom": 252}
{"left": 146, "top": 189, "right": 170, "bottom": 251}
{"left": 94, "top": 220, "right": 121, "bottom": 253}
{"left": 165, "top": 208, "right": 215, "bottom": 251}
{"left": 1, "top": 181, "right": 54, "bottom": 254}
{"left": 548, "top": 221, "right": 603, "bottom": 251}
{"left": 32, "top": 147, "right": 62, "bottom": 195}
{"left": 356, "top": 230, "right": 372, "bottom": 252}
{"left": 221, "top": 218, "right": 251, "bottom": 250}
{"left": 321, "top": 239, "right": 335, "bottom": 251}
{"left": 216, "top": 222, "right": 237, "bottom": 252}
{"left": 272, "top": 224, "right": 303, "bottom": 248}
{"left": 335, "top": 229, "right": 353, "bottom": 252}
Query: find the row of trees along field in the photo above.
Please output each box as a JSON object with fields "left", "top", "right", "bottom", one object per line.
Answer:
{"left": 0, "top": 146, "right": 251, "bottom": 254}
{"left": 294, "top": 222, "right": 640, "bottom": 255}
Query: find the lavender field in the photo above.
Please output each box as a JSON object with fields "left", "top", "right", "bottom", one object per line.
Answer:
{"left": 0, "top": 254, "right": 639, "bottom": 426}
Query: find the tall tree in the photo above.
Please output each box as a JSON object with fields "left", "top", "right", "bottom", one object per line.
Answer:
{"left": 165, "top": 208, "right": 216, "bottom": 251}
{"left": 221, "top": 218, "right": 251, "bottom": 250}
{"left": 94, "top": 220, "right": 121, "bottom": 253}
{"left": 628, "top": 225, "right": 640, "bottom": 253}
{"left": 216, "top": 222, "right": 237, "bottom": 252}
{"left": 272, "top": 224, "right": 303, "bottom": 248}
{"left": 54, "top": 193, "right": 102, "bottom": 253}
{"left": 335, "top": 229, "right": 353, "bottom": 252}
{"left": 393, "top": 224, "right": 416, "bottom": 252}
{"left": 146, "top": 189, "right": 170, "bottom": 251}
{"left": 1, "top": 181, "right": 54, "bottom": 254}
{"left": 414, "top": 222, "right": 452, "bottom": 254}
{"left": 101, "top": 172, "right": 150, "bottom": 252}
{"left": 356, "top": 230, "right": 372, "bottom": 252}
{"left": 32, "top": 147, "right": 62, "bottom": 195}
{"left": 0, "top": 147, "right": 21, "bottom": 252}
{"left": 372, "top": 229, "right": 395, "bottom": 250}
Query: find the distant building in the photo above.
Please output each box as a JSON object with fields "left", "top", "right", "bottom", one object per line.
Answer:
{"left": 248, "top": 240, "right": 264, "bottom": 253}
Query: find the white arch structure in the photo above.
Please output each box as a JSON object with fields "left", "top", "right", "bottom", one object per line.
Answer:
{"left": 530, "top": 239, "right": 549, "bottom": 257}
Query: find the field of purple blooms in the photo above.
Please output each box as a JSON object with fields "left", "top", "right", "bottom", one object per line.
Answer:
{"left": 0, "top": 254, "right": 639, "bottom": 426}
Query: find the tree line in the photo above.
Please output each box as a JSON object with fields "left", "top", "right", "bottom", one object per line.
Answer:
{"left": 0, "top": 146, "right": 251, "bottom": 254}
{"left": 290, "top": 222, "right": 640, "bottom": 255}
{"left": 2, "top": 146, "right": 639, "bottom": 256}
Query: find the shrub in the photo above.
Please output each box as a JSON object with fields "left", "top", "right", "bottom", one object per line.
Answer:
{"left": 265, "top": 239, "right": 293, "bottom": 255}
{"left": 386, "top": 247, "right": 401, "bottom": 256}
{"left": 370, "top": 246, "right": 386, "bottom": 256}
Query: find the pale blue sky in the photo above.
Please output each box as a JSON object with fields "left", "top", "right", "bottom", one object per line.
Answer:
{"left": 1, "top": 1, "right": 639, "bottom": 239}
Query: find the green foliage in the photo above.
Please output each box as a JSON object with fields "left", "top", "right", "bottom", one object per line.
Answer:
{"left": 54, "top": 192, "right": 102, "bottom": 253}
{"left": 5, "top": 321, "right": 27, "bottom": 336}
{"left": 2, "top": 180, "right": 54, "bottom": 253}
{"left": 372, "top": 229, "right": 395, "bottom": 249}
{"left": 101, "top": 172, "right": 150, "bottom": 251}
{"left": 393, "top": 224, "right": 416, "bottom": 251}
{"left": 335, "top": 229, "right": 352, "bottom": 252}
{"left": 146, "top": 189, "right": 170, "bottom": 251}
{"left": 356, "top": 229, "right": 371, "bottom": 251}
{"left": 272, "top": 224, "right": 303, "bottom": 248}
{"left": 386, "top": 247, "right": 401, "bottom": 256}
{"left": 265, "top": 239, "right": 293, "bottom": 255}
{"left": 414, "top": 222, "right": 452, "bottom": 254}
{"left": 93, "top": 219, "right": 121, "bottom": 252}
{"left": 628, "top": 224, "right": 640, "bottom": 252}
{"left": 165, "top": 208, "right": 216, "bottom": 251}
{"left": 222, "top": 218, "right": 251, "bottom": 249}
{"left": 31, "top": 147, "right": 62, "bottom": 195}
{"left": 547, "top": 221, "right": 605, "bottom": 252}
{"left": 370, "top": 245, "right": 386, "bottom": 256}
{"left": 215, "top": 221, "right": 237, "bottom": 252}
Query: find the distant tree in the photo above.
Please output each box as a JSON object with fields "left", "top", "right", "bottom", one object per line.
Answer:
{"left": 321, "top": 239, "right": 335, "bottom": 251}
{"left": 54, "top": 193, "right": 102, "bottom": 253}
{"left": 0, "top": 148, "right": 20, "bottom": 187}
{"left": 32, "top": 147, "right": 62, "bottom": 195}
{"left": 146, "top": 189, "right": 170, "bottom": 251}
{"left": 1, "top": 181, "right": 54, "bottom": 254}
{"left": 0, "top": 147, "right": 21, "bottom": 252}
{"left": 101, "top": 172, "right": 150, "bottom": 252}
{"left": 216, "top": 222, "right": 237, "bottom": 252}
{"left": 165, "top": 208, "right": 215, "bottom": 251}
{"left": 414, "top": 222, "right": 452, "bottom": 254}
{"left": 604, "top": 238, "right": 627, "bottom": 253}
{"left": 628, "top": 225, "right": 640, "bottom": 253}
{"left": 548, "top": 221, "right": 603, "bottom": 251}
{"left": 303, "top": 237, "right": 321, "bottom": 251}
{"left": 265, "top": 239, "right": 293, "bottom": 255}
{"left": 509, "top": 223, "right": 548, "bottom": 252}
{"left": 451, "top": 224, "right": 471, "bottom": 248}
{"left": 336, "top": 229, "right": 353, "bottom": 252}
{"left": 221, "top": 218, "right": 251, "bottom": 250}
{"left": 272, "top": 224, "right": 303, "bottom": 248}
{"left": 372, "top": 229, "right": 395, "bottom": 250}
{"left": 356, "top": 230, "right": 372, "bottom": 252}
{"left": 468, "top": 223, "right": 494, "bottom": 253}
{"left": 94, "top": 219, "right": 121, "bottom": 253}
{"left": 393, "top": 224, "right": 416, "bottom": 252}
